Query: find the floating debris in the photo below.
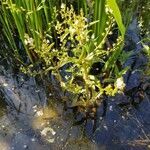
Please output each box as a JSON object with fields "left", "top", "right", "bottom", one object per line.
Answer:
{"left": 41, "top": 127, "right": 56, "bottom": 143}
{"left": 36, "top": 110, "right": 44, "bottom": 116}
{"left": 41, "top": 127, "right": 56, "bottom": 136}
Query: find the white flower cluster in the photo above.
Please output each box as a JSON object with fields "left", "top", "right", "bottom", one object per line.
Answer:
{"left": 24, "top": 34, "right": 34, "bottom": 45}
{"left": 115, "top": 77, "right": 125, "bottom": 91}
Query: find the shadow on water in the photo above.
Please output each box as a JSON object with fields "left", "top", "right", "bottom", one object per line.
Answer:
{"left": 0, "top": 19, "right": 150, "bottom": 150}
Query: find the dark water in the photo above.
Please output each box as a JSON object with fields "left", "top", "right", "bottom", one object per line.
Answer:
{"left": 0, "top": 65, "right": 150, "bottom": 150}
{"left": 0, "top": 19, "right": 150, "bottom": 150}
{"left": 0, "top": 68, "right": 102, "bottom": 150}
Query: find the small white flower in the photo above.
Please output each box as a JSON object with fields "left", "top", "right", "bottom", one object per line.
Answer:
{"left": 75, "top": 20, "right": 79, "bottom": 25}
{"left": 24, "top": 39, "right": 28, "bottom": 45}
{"left": 69, "top": 26, "right": 76, "bottom": 35}
{"left": 115, "top": 77, "right": 125, "bottom": 91}
{"left": 65, "top": 75, "right": 69, "bottom": 80}
{"left": 28, "top": 38, "right": 33, "bottom": 44}
{"left": 109, "top": 8, "right": 113, "bottom": 14}
{"left": 61, "top": 3, "right": 65, "bottom": 9}
{"left": 89, "top": 75, "right": 95, "bottom": 80}
{"left": 46, "top": 39, "right": 50, "bottom": 44}
{"left": 105, "top": 7, "right": 109, "bottom": 13}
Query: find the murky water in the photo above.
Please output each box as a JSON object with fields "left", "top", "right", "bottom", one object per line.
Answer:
{"left": 0, "top": 63, "right": 150, "bottom": 150}
{"left": 0, "top": 69, "right": 102, "bottom": 150}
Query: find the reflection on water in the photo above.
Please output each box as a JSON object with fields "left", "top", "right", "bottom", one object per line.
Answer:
{"left": 0, "top": 140, "right": 9, "bottom": 150}
{"left": 0, "top": 71, "right": 101, "bottom": 150}
{"left": 0, "top": 104, "right": 101, "bottom": 150}
{"left": 32, "top": 106, "right": 59, "bottom": 130}
{"left": 0, "top": 95, "right": 9, "bottom": 150}
{"left": 0, "top": 102, "right": 6, "bottom": 117}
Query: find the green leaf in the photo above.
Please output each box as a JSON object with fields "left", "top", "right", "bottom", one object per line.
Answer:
{"left": 107, "top": 0, "right": 125, "bottom": 38}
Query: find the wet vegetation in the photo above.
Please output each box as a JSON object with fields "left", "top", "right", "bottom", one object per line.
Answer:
{"left": 0, "top": 0, "right": 150, "bottom": 149}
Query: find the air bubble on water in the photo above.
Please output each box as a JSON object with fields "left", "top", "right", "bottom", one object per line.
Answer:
{"left": 103, "top": 125, "right": 108, "bottom": 130}
{"left": 122, "top": 116, "right": 125, "bottom": 120}
{"left": 12, "top": 87, "right": 15, "bottom": 91}
{"left": 35, "top": 89, "right": 40, "bottom": 93}
{"left": 99, "top": 117, "right": 103, "bottom": 120}
{"left": 31, "top": 138, "right": 36, "bottom": 142}
{"left": 23, "top": 145, "right": 28, "bottom": 149}
{"left": 109, "top": 106, "right": 113, "bottom": 111}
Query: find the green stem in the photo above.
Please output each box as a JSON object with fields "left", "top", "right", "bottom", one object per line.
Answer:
{"left": 82, "top": 63, "right": 90, "bottom": 100}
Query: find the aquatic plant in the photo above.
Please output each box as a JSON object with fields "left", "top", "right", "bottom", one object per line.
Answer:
{"left": 142, "top": 38, "right": 150, "bottom": 76}
{"left": 138, "top": 0, "right": 150, "bottom": 37}
{"left": 21, "top": 3, "right": 127, "bottom": 107}
{"left": 0, "top": 0, "right": 128, "bottom": 108}
{"left": 118, "top": 0, "right": 150, "bottom": 36}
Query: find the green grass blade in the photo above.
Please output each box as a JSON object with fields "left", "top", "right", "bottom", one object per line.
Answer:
{"left": 93, "top": 0, "right": 107, "bottom": 44}
{"left": 107, "top": 0, "right": 125, "bottom": 37}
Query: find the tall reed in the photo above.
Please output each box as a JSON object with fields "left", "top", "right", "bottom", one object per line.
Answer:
{"left": 0, "top": 0, "right": 57, "bottom": 63}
